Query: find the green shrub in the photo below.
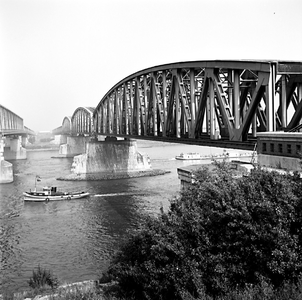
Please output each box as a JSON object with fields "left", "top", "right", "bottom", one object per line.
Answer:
{"left": 104, "top": 161, "right": 302, "bottom": 299}
{"left": 28, "top": 265, "right": 59, "bottom": 291}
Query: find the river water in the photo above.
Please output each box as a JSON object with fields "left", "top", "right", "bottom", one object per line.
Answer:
{"left": 0, "top": 141, "right": 248, "bottom": 293}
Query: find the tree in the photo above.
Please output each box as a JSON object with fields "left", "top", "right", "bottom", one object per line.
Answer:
{"left": 105, "top": 161, "right": 302, "bottom": 299}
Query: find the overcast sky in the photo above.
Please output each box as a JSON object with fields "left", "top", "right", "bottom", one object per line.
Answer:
{"left": 1, "top": 0, "right": 302, "bottom": 132}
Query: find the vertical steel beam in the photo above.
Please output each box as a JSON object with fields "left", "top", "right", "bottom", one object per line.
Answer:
{"left": 135, "top": 77, "right": 141, "bottom": 135}
{"left": 252, "top": 115, "right": 257, "bottom": 137}
{"left": 143, "top": 76, "right": 148, "bottom": 135}
{"left": 233, "top": 70, "right": 240, "bottom": 129}
{"left": 209, "top": 78, "right": 216, "bottom": 139}
{"left": 102, "top": 104, "right": 105, "bottom": 134}
{"left": 298, "top": 83, "right": 302, "bottom": 102}
{"left": 190, "top": 69, "right": 196, "bottom": 138}
{"left": 228, "top": 70, "right": 233, "bottom": 117}
{"left": 151, "top": 74, "right": 157, "bottom": 136}
{"left": 266, "top": 63, "right": 276, "bottom": 131}
{"left": 129, "top": 81, "right": 133, "bottom": 135}
{"left": 108, "top": 96, "right": 112, "bottom": 134}
{"left": 174, "top": 75, "right": 180, "bottom": 138}
{"left": 281, "top": 75, "right": 287, "bottom": 127}
{"left": 123, "top": 83, "right": 128, "bottom": 135}
{"left": 118, "top": 87, "right": 123, "bottom": 134}
{"left": 95, "top": 110, "right": 98, "bottom": 134}
{"left": 162, "top": 71, "right": 167, "bottom": 137}
{"left": 114, "top": 90, "right": 118, "bottom": 134}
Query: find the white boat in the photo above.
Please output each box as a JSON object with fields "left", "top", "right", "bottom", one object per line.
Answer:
{"left": 23, "top": 186, "right": 90, "bottom": 202}
{"left": 176, "top": 151, "right": 253, "bottom": 161}
{"left": 175, "top": 152, "right": 204, "bottom": 160}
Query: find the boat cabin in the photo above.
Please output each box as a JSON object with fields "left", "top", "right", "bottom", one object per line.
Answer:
{"left": 32, "top": 186, "right": 60, "bottom": 196}
{"left": 43, "top": 186, "right": 57, "bottom": 195}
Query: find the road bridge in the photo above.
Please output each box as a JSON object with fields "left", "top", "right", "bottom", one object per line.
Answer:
{"left": 0, "top": 104, "right": 35, "bottom": 183}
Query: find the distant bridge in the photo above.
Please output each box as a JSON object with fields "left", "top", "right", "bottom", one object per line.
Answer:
{"left": 54, "top": 60, "right": 302, "bottom": 151}
{"left": 0, "top": 104, "right": 35, "bottom": 136}
{"left": 53, "top": 107, "right": 95, "bottom": 136}
{"left": 0, "top": 104, "right": 35, "bottom": 182}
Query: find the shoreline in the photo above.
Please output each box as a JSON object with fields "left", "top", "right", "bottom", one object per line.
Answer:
{"left": 56, "top": 169, "right": 170, "bottom": 181}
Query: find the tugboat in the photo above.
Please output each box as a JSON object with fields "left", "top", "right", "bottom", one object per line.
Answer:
{"left": 23, "top": 176, "right": 89, "bottom": 202}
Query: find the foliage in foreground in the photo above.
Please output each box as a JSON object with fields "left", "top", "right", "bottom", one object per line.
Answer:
{"left": 103, "top": 161, "right": 302, "bottom": 299}
{"left": 28, "top": 265, "right": 59, "bottom": 292}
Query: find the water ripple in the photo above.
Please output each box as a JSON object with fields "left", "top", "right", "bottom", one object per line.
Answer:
{"left": 0, "top": 144, "right": 198, "bottom": 293}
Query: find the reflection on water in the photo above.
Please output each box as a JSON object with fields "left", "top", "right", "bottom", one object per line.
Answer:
{"left": 0, "top": 142, "right": 238, "bottom": 293}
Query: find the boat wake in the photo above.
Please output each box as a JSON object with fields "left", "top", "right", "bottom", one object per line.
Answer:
{"left": 93, "top": 192, "right": 146, "bottom": 197}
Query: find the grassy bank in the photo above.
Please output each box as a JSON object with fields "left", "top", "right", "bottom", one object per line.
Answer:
{"left": 1, "top": 280, "right": 108, "bottom": 300}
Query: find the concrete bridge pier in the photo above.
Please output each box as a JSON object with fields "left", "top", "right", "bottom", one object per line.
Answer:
{"left": 58, "top": 136, "right": 90, "bottom": 157}
{"left": 71, "top": 137, "right": 151, "bottom": 176}
{"left": 60, "top": 135, "right": 68, "bottom": 144}
{"left": 0, "top": 135, "right": 13, "bottom": 183}
{"left": 21, "top": 136, "right": 27, "bottom": 147}
{"left": 3, "top": 136, "right": 27, "bottom": 160}
{"left": 52, "top": 134, "right": 67, "bottom": 146}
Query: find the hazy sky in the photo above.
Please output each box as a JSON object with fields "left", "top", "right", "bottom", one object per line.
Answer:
{"left": 1, "top": 0, "right": 302, "bottom": 132}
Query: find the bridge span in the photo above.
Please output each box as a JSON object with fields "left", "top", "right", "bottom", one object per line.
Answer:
{"left": 53, "top": 60, "right": 302, "bottom": 178}
{"left": 0, "top": 104, "right": 35, "bottom": 183}
{"left": 52, "top": 107, "right": 95, "bottom": 156}
{"left": 92, "top": 60, "right": 302, "bottom": 150}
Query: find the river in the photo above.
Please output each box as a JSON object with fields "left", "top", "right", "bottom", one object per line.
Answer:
{"left": 0, "top": 141, "right": 248, "bottom": 293}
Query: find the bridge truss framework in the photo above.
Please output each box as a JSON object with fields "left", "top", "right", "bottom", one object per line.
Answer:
{"left": 93, "top": 60, "right": 302, "bottom": 148}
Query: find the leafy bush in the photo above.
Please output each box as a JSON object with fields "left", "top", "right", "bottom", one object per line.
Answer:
{"left": 28, "top": 265, "right": 59, "bottom": 291}
{"left": 104, "top": 161, "right": 302, "bottom": 299}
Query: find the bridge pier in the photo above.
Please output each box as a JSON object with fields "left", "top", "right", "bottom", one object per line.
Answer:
{"left": 0, "top": 135, "right": 13, "bottom": 183}
{"left": 71, "top": 137, "right": 151, "bottom": 175}
{"left": 60, "top": 135, "right": 68, "bottom": 144}
{"left": 3, "top": 136, "right": 27, "bottom": 160}
{"left": 58, "top": 136, "right": 90, "bottom": 157}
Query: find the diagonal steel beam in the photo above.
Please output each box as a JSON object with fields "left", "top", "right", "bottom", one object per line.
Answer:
{"left": 234, "top": 72, "right": 269, "bottom": 141}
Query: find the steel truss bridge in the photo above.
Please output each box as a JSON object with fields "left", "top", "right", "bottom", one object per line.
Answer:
{"left": 52, "top": 107, "right": 95, "bottom": 136}
{"left": 54, "top": 60, "right": 302, "bottom": 151}
{"left": 0, "top": 104, "right": 35, "bottom": 136}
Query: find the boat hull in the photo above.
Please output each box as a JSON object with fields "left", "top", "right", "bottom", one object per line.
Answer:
{"left": 23, "top": 192, "right": 90, "bottom": 202}
{"left": 175, "top": 156, "right": 204, "bottom": 160}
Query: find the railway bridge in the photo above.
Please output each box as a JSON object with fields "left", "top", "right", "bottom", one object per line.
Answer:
{"left": 52, "top": 106, "right": 95, "bottom": 157}
{"left": 0, "top": 104, "right": 35, "bottom": 183}
{"left": 53, "top": 60, "right": 302, "bottom": 176}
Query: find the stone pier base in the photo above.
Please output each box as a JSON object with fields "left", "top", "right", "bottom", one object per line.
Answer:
{"left": 57, "top": 136, "right": 90, "bottom": 157}
{"left": 4, "top": 147, "right": 26, "bottom": 160}
{"left": 71, "top": 138, "right": 151, "bottom": 175}
{"left": 4, "top": 136, "right": 27, "bottom": 160}
{"left": 0, "top": 159, "right": 13, "bottom": 183}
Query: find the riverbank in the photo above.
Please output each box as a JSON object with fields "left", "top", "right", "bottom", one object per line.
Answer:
{"left": 0, "top": 280, "right": 109, "bottom": 300}
{"left": 56, "top": 169, "right": 170, "bottom": 181}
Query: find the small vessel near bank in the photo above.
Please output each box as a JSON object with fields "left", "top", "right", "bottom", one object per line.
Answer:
{"left": 23, "top": 186, "right": 90, "bottom": 202}
{"left": 175, "top": 152, "right": 204, "bottom": 160}
{"left": 23, "top": 176, "right": 89, "bottom": 202}
{"left": 175, "top": 151, "right": 253, "bottom": 161}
